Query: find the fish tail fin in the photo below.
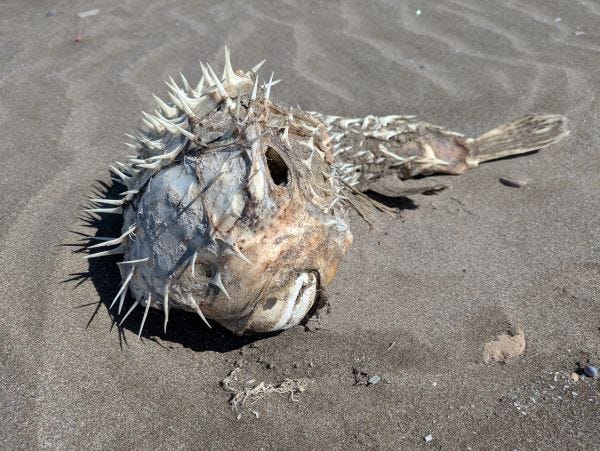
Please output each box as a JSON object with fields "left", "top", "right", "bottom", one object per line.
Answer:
{"left": 468, "top": 114, "right": 569, "bottom": 166}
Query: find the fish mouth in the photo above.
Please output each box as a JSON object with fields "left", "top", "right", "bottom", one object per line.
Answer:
{"left": 268, "top": 271, "right": 318, "bottom": 332}
{"left": 222, "top": 270, "right": 320, "bottom": 335}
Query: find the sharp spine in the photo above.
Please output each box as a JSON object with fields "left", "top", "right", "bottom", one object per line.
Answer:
{"left": 179, "top": 72, "right": 191, "bottom": 92}
{"left": 109, "top": 266, "right": 134, "bottom": 309}
{"left": 108, "top": 165, "right": 131, "bottom": 181}
{"left": 251, "top": 76, "right": 259, "bottom": 100}
{"left": 89, "top": 198, "right": 123, "bottom": 206}
{"left": 264, "top": 71, "right": 274, "bottom": 100}
{"left": 206, "top": 63, "right": 228, "bottom": 99}
{"left": 124, "top": 142, "right": 141, "bottom": 151}
{"left": 84, "top": 207, "right": 123, "bottom": 214}
{"left": 209, "top": 271, "right": 231, "bottom": 300}
{"left": 135, "top": 161, "right": 162, "bottom": 170}
{"left": 138, "top": 292, "right": 152, "bottom": 339}
{"left": 192, "top": 298, "right": 212, "bottom": 328}
{"left": 163, "top": 282, "right": 170, "bottom": 334}
{"left": 168, "top": 91, "right": 184, "bottom": 110}
{"left": 166, "top": 76, "right": 182, "bottom": 92}
{"left": 152, "top": 94, "right": 177, "bottom": 118}
{"left": 218, "top": 238, "right": 251, "bottom": 264}
{"left": 194, "top": 75, "right": 205, "bottom": 94}
{"left": 173, "top": 123, "right": 196, "bottom": 140}
{"left": 142, "top": 111, "right": 165, "bottom": 133}
{"left": 199, "top": 61, "right": 215, "bottom": 87}
{"left": 223, "top": 46, "right": 236, "bottom": 84}
{"left": 190, "top": 251, "right": 197, "bottom": 277}
{"left": 173, "top": 91, "right": 196, "bottom": 116}
{"left": 247, "top": 59, "right": 266, "bottom": 75}
{"left": 83, "top": 245, "right": 125, "bottom": 259}
{"left": 88, "top": 225, "right": 136, "bottom": 249}
{"left": 119, "top": 189, "right": 139, "bottom": 196}
{"left": 118, "top": 257, "right": 149, "bottom": 265}
{"left": 119, "top": 299, "right": 139, "bottom": 326}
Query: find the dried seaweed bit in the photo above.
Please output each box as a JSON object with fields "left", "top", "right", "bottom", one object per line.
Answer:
{"left": 221, "top": 368, "right": 308, "bottom": 419}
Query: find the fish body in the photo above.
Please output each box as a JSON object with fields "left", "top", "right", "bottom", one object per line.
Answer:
{"left": 313, "top": 113, "right": 568, "bottom": 194}
{"left": 85, "top": 49, "right": 568, "bottom": 335}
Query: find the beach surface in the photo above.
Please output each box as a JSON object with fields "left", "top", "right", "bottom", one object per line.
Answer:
{"left": 1, "top": 0, "right": 599, "bottom": 448}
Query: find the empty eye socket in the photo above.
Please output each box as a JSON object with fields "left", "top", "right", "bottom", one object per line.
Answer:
{"left": 265, "top": 146, "right": 289, "bottom": 186}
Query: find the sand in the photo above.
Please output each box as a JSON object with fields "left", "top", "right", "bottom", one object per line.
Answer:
{"left": 1, "top": 0, "right": 599, "bottom": 448}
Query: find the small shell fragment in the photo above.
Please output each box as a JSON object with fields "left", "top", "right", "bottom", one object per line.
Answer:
{"left": 499, "top": 177, "right": 527, "bottom": 188}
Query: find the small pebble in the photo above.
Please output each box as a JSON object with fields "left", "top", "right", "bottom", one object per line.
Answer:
{"left": 46, "top": 9, "right": 56, "bottom": 17}
{"left": 367, "top": 375, "right": 381, "bottom": 385}
{"left": 499, "top": 177, "right": 527, "bottom": 188}
{"left": 570, "top": 372, "right": 579, "bottom": 382}
{"left": 583, "top": 365, "right": 598, "bottom": 378}
{"left": 72, "top": 33, "right": 85, "bottom": 43}
{"left": 77, "top": 8, "right": 99, "bottom": 18}
{"left": 416, "top": 9, "right": 422, "bottom": 16}
{"left": 554, "top": 17, "right": 562, "bottom": 23}
{"left": 574, "top": 31, "right": 586, "bottom": 36}
{"left": 424, "top": 433, "right": 433, "bottom": 443}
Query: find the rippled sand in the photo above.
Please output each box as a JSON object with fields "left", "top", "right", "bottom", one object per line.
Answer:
{"left": 1, "top": 1, "right": 599, "bottom": 448}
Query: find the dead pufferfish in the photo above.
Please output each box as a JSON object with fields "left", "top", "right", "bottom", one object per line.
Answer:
{"left": 84, "top": 48, "right": 569, "bottom": 336}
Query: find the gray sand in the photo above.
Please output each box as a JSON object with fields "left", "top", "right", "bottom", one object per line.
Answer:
{"left": 1, "top": 1, "right": 599, "bottom": 448}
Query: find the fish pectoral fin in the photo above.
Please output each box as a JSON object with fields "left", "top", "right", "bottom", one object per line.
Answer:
{"left": 366, "top": 175, "right": 448, "bottom": 198}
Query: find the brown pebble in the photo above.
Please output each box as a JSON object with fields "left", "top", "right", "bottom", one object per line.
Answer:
{"left": 499, "top": 177, "right": 527, "bottom": 188}
{"left": 72, "top": 33, "right": 85, "bottom": 43}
